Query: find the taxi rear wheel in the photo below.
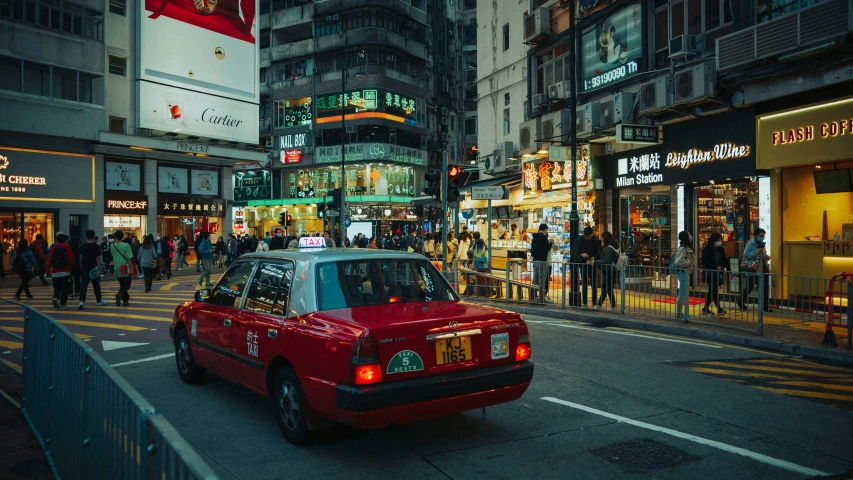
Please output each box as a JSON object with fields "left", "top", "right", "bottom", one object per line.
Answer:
{"left": 175, "top": 328, "right": 205, "bottom": 384}
{"left": 274, "top": 366, "right": 309, "bottom": 445}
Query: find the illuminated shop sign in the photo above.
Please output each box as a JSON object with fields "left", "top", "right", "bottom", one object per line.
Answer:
{"left": 523, "top": 146, "right": 592, "bottom": 196}
{"left": 157, "top": 196, "right": 228, "bottom": 215}
{"left": 580, "top": 3, "right": 644, "bottom": 92}
{"left": 603, "top": 145, "right": 665, "bottom": 189}
{"left": 282, "top": 149, "right": 302, "bottom": 164}
{"left": 278, "top": 132, "right": 309, "bottom": 150}
{"left": 234, "top": 170, "right": 280, "bottom": 201}
{"left": 287, "top": 164, "right": 417, "bottom": 199}
{"left": 665, "top": 143, "right": 751, "bottom": 170}
{"left": 314, "top": 88, "right": 421, "bottom": 126}
{"left": 280, "top": 97, "right": 312, "bottom": 128}
{"left": 0, "top": 148, "right": 94, "bottom": 202}
{"left": 104, "top": 192, "right": 150, "bottom": 214}
{"left": 757, "top": 97, "right": 853, "bottom": 169}
{"left": 315, "top": 143, "right": 426, "bottom": 166}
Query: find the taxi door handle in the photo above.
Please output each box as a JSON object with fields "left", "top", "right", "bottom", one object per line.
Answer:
{"left": 268, "top": 329, "right": 278, "bottom": 338}
{"left": 223, "top": 318, "right": 232, "bottom": 327}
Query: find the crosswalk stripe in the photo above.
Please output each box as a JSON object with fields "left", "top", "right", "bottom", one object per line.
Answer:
{"left": 0, "top": 305, "right": 174, "bottom": 314}
{"left": 697, "top": 361, "right": 845, "bottom": 378}
{"left": 687, "top": 367, "right": 790, "bottom": 380}
{"left": 0, "top": 358, "right": 21, "bottom": 374}
{"left": 0, "top": 325, "right": 92, "bottom": 339}
{"left": 749, "top": 358, "right": 853, "bottom": 375}
{"left": 0, "top": 317, "right": 148, "bottom": 331}
{"left": 0, "top": 309, "right": 170, "bottom": 322}
{"left": 772, "top": 380, "right": 853, "bottom": 393}
{"left": 754, "top": 386, "right": 853, "bottom": 402}
{"left": 0, "top": 340, "right": 22, "bottom": 349}
{"left": 160, "top": 282, "right": 180, "bottom": 291}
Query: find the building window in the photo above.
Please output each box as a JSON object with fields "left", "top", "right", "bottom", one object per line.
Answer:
{"left": 23, "top": 61, "right": 50, "bottom": 96}
{"left": 503, "top": 23, "right": 509, "bottom": 51}
{"left": 5, "top": 55, "right": 102, "bottom": 104}
{"left": 655, "top": 0, "right": 733, "bottom": 68}
{"left": 108, "top": 0, "right": 125, "bottom": 15}
{"left": 108, "top": 55, "right": 126, "bottom": 76}
{"left": 109, "top": 116, "right": 126, "bottom": 133}
{"left": 52, "top": 66, "right": 77, "bottom": 101}
{"left": 464, "top": 117, "right": 476, "bottom": 135}
{"left": 0, "top": 55, "right": 23, "bottom": 93}
{"left": 2, "top": 0, "right": 101, "bottom": 40}
{"left": 504, "top": 92, "right": 510, "bottom": 106}
{"left": 503, "top": 108, "right": 510, "bottom": 135}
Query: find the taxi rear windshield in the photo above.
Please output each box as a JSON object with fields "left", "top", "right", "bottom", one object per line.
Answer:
{"left": 316, "top": 258, "right": 457, "bottom": 310}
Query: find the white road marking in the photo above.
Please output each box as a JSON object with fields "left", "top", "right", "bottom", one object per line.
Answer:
{"left": 102, "top": 340, "right": 150, "bottom": 351}
{"left": 541, "top": 397, "right": 830, "bottom": 477}
{"left": 526, "top": 320, "right": 723, "bottom": 348}
{"left": 110, "top": 353, "right": 173, "bottom": 368}
{"left": 2, "top": 351, "right": 10, "bottom": 355}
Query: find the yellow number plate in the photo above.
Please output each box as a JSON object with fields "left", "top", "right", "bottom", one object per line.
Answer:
{"left": 435, "top": 336, "right": 472, "bottom": 365}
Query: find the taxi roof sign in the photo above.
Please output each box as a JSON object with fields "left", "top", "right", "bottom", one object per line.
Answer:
{"left": 298, "top": 237, "right": 327, "bottom": 249}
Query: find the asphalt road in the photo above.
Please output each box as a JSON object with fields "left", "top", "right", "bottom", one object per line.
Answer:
{"left": 98, "top": 313, "right": 853, "bottom": 480}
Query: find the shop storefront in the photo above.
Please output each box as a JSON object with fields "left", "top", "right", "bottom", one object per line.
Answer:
{"left": 0, "top": 146, "right": 95, "bottom": 269}
{"left": 757, "top": 96, "right": 853, "bottom": 282}
{"left": 663, "top": 108, "right": 764, "bottom": 267}
{"left": 104, "top": 191, "right": 149, "bottom": 239}
{"left": 156, "top": 163, "right": 225, "bottom": 241}
{"left": 602, "top": 144, "right": 672, "bottom": 269}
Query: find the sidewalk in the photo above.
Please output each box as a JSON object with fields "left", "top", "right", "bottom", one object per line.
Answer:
{"left": 468, "top": 294, "right": 853, "bottom": 366}
{"left": 0, "top": 365, "right": 53, "bottom": 480}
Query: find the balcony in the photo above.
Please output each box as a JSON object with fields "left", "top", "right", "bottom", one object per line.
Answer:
{"left": 263, "top": 38, "right": 314, "bottom": 63}
{"left": 314, "top": 0, "right": 427, "bottom": 25}
{"left": 716, "top": 0, "right": 852, "bottom": 71}
{"left": 316, "top": 29, "right": 427, "bottom": 60}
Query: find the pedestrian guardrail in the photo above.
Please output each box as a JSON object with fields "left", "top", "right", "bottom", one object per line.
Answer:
{"left": 454, "top": 261, "right": 852, "bottom": 348}
{"left": 0, "top": 298, "right": 219, "bottom": 480}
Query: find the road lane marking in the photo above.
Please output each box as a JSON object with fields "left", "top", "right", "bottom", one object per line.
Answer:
{"left": 0, "top": 358, "right": 22, "bottom": 374}
{"left": 0, "top": 318, "right": 147, "bottom": 331}
{"left": 750, "top": 358, "right": 853, "bottom": 373}
{"left": 527, "top": 320, "right": 723, "bottom": 348}
{"left": 698, "top": 361, "right": 844, "bottom": 378}
{"left": 0, "top": 305, "right": 175, "bottom": 314}
{"left": 7, "top": 311, "right": 172, "bottom": 323}
{"left": 687, "top": 367, "right": 791, "bottom": 381}
{"left": 541, "top": 397, "right": 830, "bottom": 477}
{"left": 0, "top": 325, "right": 92, "bottom": 339}
{"left": 0, "top": 340, "right": 22, "bottom": 350}
{"left": 111, "top": 353, "right": 173, "bottom": 368}
{"left": 752, "top": 387, "right": 853, "bottom": 402}
{"left": 771, "top": 380, "right": 853, "bottom": 393}
{"left": 159, "top": 282, "right": 179, "bottom": 291}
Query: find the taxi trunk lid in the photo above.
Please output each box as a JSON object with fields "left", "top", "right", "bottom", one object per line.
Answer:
{"left": 326, "top": 301, "right": 525, "bottom": 382}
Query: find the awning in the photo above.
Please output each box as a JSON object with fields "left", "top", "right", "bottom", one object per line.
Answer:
{"left": 459, "top": 175, "right": 521, "bottom": 193}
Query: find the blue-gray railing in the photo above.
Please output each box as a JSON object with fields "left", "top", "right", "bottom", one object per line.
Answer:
{"left": 2, "top": 299, "right": 218, "bottom": 480}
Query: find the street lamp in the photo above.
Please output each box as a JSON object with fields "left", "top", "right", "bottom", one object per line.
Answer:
{"left": 567, "top": 1, "right": 581, "bottom": 306}
{"left": 339, "top": 67, "right": 367, "bottom": 247}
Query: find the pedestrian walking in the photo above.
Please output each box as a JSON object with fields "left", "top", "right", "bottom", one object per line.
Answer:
{"left": 47, "top": 232, "right": 75, "bottom": 309}
{"left": 457, "top": 231, "right": 471, "bottom": 268}
{"left": 570, "top": 226, "right": 603, "bottom": 308}
{"left": 594, "top": 231, "right": 620, "bottom": 310}
{"left": 179, "top": 235, "right": 191, "bottom": 269}
{"left": 531, "top": 224, "right": 553, "bottom": 303}
{"left": 157, "top": 235, "right": 173, "bottom": 279}
{"left": 0, "top": 241, "right": 6, "bottom": 279}
{"left": 173, "top": 234, "right": 184, "bottom": 271}
{"left": 193, "top": 233, "right": 202, "bottom": 271}
{"left": 78, "top": 229, "right": 108, "bottom": 309}
{"left": 68, "top": 236, "right": 82, "bottom": 299}
{"left": 197, "top": 232, "right": 215, "bottom": 287}
{"left": 31, "top": 234, "right": 49, "bottom": 285}
{"left": 737, "top": 228, "right": 771, "bottom": 312}
{"left": 702, "top": 233, "right": 730, "bottom": 316}
{"left": 214, "top": 236, "right": 226, "bottom": 266}
{"left": 111, "top": 230, "right": 134, "bottom": 307}
{"left": 11, "top": 239, "right": 36, "bottom": 300}
{"left": 470, "top": 233, "right": 490, "bottom": 296}
{"left": 673, "top": 230, "right": 695, "bottom": 322}
{"left": 101, "top": 235, "right": 114, "bottom": 275}
{"left": 138, "top": 235, "right": 156, "bottom": 292}
{"left": 256, "top": 238, "right": 270, "bottom": 252}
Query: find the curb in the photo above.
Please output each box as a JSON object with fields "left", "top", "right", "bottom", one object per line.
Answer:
{"left": 469, "top": 299, "right": 853, "bottom": 367}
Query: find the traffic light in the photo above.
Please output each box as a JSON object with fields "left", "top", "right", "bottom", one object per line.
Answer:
{"left": 317, "top": 202, "right": 326, "bottom": 219}
{"left": 326, "top": 188, "right": 341, "bottom": 211}
{"left": 278, "top": 212, "right": 286, "bottom": 226}
{"left": 286, "top": 214, "right": 292, "bottom": 227}
{"left": 424, "top": 171, "right": 441, "bottom": 200}
{"left": 447, "top": 164, "right": 461, "bottom": 202}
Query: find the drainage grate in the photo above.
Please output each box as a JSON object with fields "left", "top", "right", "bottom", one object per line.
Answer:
{"left": 588, "top": 438, "right": 701, "bottom": 474}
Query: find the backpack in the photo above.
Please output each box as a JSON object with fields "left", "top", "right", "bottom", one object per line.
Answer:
{"left": 614, "top": 247, "right": 630, "bottom": 268}
{"left": 155, "top": 241, "right": 162, "bottom": 255}
{"left": 51, "top": 245, "right": 69, "bottom": 269}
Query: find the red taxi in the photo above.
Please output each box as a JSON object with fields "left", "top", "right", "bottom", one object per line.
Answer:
{"left": 170, "top": 240, "right": 533, "bottom": 444}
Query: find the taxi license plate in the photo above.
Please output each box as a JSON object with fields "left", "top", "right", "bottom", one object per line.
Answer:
{"left": 435, "top": 336, "right": 472, "bottom": 365}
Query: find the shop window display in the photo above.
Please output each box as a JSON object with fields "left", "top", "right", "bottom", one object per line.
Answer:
{"left": 619, "top": 195, "right": 671, "bottom": 269}
{"left": 695, "top": 181, "right": 758, "bottom": 262}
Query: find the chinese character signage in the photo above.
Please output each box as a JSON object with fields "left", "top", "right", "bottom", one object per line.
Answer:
{"left": 314, "top": 88, "right": 420, "bottom": 126}
{"left": 286, "top": 164, "right": 417, "bottom": 199}
{"left": 602, "top": 145, "right": 665, "bottom": 189}
{"left": 157, "top": 195, "right": 228, "bottom": 215}
{"left": 282, "top": 149, "right": 302, "bottom": 164}
{"left": 234, "top": 170, "right": 280, "bottom": 201}
{"left": 314, "top": 143, "right": 425, "bottom": 166}
{"left": 523, "top": 145, "right": 592, "bottom": 197}
{"left": 616, "top": 124, "right": 658, "bottom": 144}
{"left": 580, "top": 3, "right": 644, "bottom": 92}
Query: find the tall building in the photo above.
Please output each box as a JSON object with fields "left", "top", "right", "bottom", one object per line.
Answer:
{"left": 246, "top": 0, "right": 472, "bottom": 242}
{"left": 0, "top": 0, "right": 266, "bottom": 254}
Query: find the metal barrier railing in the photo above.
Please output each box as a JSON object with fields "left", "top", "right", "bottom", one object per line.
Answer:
{"left": 2, "top": 299, "right": 219, "bottom": 480}
{"left": 454, "top": 260, "right": 852, "bottom": 345}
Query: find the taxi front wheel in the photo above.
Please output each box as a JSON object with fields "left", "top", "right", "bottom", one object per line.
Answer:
{"left": 175, "top": 328, "right": 205, "bottom": 384}
{"left": 274, "top": 366, "right": 309, "bottom": 445}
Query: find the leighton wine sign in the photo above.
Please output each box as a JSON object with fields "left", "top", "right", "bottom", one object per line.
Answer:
{"left": 665, "top": 143, "right": 751, "bottom": 170}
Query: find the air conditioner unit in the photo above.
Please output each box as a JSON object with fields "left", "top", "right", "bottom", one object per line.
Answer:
{"left": 638, "top": 77, "right": 671, "bottom": 114}
{"left": 441, "top": 107, "right": 449, "bottom": 116}
{"left": 440, "top": 117, "right": 449, "bottom": 125}
{"left": 673, "top": 64, "right": 716, "bottom": 105}
{"left": 524, "top": 7, "right": 551, "bottom": 43}
{"left": 491, "top": 141, "right": 514, "bottom": 173}
{"left": 440, "top": 132, "right": 449, "bottom": 142}
{"left": 598, "top": 92, "right": 634, "bottom": 127}
{"left": 669, "top": 34, "right": 704, "bottom": 59}
{"left": 547, "top": 80, "right": 570, "bottom": 100}
{"left": 532, "top": 93, "right": 549, "bottom": 107}
{"left": 576, "top": 102, "right": 600, "bottom": 137}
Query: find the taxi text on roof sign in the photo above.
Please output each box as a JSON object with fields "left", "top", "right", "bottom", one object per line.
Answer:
{"left": 298, "top": 237, "right": 327, "bottom": 249}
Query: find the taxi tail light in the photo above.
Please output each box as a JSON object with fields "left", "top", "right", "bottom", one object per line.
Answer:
{"left": 352, "top": 336, "right": 382, "bottom": 385}
{"left": 516, "top": 334, "right": 531, "bottom": 362}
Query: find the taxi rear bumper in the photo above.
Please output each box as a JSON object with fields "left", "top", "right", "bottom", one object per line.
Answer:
{"left": 335, "top": 361, "right": 533, "bottom": 413}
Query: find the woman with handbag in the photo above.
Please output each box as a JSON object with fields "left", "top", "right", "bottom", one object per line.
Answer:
{"left": 701, "top": 233, "right": 729, "bottom": 316}
{"left": 737, "top": 228, "right": 771, "bottom": 312}
{"left": 138, "top": 235, "right": 157, "bottom": 292}
{"left": 111, "top": 230, "right": 134, "bottom": 306}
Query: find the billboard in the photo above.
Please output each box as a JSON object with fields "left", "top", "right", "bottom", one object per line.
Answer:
{"left": 580, "top": 3, "right": 643, "bottom": 92}
{"left": 314, "top": 89, "right": 421, "bottom": 126}
{"left": 138, "top": 0, "right": 260, "bottom": 143}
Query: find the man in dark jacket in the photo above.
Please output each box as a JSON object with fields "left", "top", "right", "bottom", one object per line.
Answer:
{"left": 530, "top": 223, "right": 553, "bottom": 303}
{"left": 570, "top": 226, "right": 603, "bottom": 308}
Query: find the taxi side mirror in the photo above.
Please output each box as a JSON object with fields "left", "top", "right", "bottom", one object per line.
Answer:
{"left": 195, "top": 289, "right": 212, "bottom": 302}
